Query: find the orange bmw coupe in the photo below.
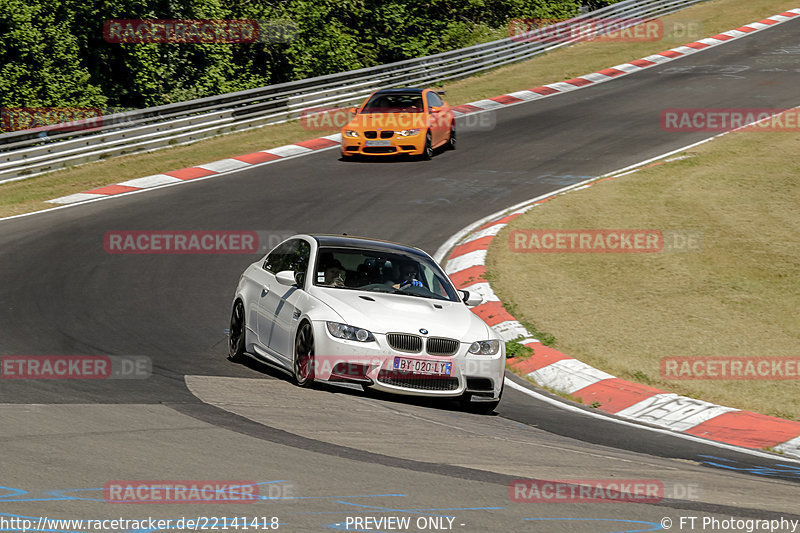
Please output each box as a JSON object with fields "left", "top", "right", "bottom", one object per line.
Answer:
{"left": 340, "top": 88, "right": 455, "bottom": 160}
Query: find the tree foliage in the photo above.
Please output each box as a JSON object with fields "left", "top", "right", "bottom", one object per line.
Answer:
{"left": 0, "top": 0, "right": 582, "bottom": 123}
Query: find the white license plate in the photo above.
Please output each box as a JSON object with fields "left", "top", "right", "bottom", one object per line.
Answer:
{"left": 393, "top": 357, "right": 451, "bottom": 376}
{"left": 364, "top": 139, "right": 391, "bottom": 147}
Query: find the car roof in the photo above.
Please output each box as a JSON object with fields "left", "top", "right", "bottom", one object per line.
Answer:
{"left": 309, "top": 234, "right": 429, "bottom": 258}
{"left": 372, "top": 87, "right": 425, "bottom": 95}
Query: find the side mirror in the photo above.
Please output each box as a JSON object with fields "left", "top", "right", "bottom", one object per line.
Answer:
{"left": 348, "top": 106, "right": 357, "bottom": 114}
{"left": 276, "top": 270, "right": 297, "bottom": 286}
{"left": 430, "top": 106, "right": 441, "bottom": 113}
{"left": 460, "top": 290, "right": 483, "bottom": 307}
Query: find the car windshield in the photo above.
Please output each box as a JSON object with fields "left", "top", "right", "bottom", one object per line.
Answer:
{"left": 361, "top": 93, "right": 424, "bottom": 113}
{"left": 313, "top": 247, "right": 459, "bottom": 302}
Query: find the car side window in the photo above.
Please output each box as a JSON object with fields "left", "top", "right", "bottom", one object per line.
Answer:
{"left": 263, "top": 242, "right": 290, "bottom": 273}
{"left": 427, "top": 92, "right": 443, "bottom": 109}
{"left": 285, "top": 240, "right": 311, "bottom": 274}
{"left": 263, "top": 239, "right": 310, "bottom": 275}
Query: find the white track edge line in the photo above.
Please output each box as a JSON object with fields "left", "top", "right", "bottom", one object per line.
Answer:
{"left": 505, "top": 379, "right": 800, "bottom": 463}
{"left": 0, "top": 144, "right": 342, "bottom": 223}
{"left": 433, "top": 131, "right": 728, "bottom": 263}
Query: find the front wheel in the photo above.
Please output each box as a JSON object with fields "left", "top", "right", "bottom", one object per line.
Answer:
{"left": 460, "top": 394, "right": 500, "bottom": 414}
{"left": 293, "top": 322, "right": 315, "bottom": 387}
{"left": 421, "top": 131, "right": 433, "bottom": 160}
{"left": 228, "top": 300, "right": 246, "bottom": 363}
{"left": 460, "top": 384, "right": 502, "bottom": 414}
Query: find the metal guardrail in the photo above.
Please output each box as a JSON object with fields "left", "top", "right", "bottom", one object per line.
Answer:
{"left": 0, "top": 0, "right": 704, "bottom": 184}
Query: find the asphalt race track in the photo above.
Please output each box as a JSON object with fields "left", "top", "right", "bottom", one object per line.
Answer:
{"left": 1, "top": 17, "right": 799, "bottom": 533}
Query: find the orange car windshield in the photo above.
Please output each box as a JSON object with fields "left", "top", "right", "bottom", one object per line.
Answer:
{"left": 361, "top": 94, "right": 424, "bottom": 113}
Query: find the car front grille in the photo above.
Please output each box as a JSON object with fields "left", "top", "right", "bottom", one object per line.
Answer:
{"left": 387, "top": 333, "right": 423, "bottom": 353}
{"left": 426, "top": 337, "right": 459, "bottom": 356}
{"left": 387, "top": 333, "right": 460, "bottom": 355}
{"left": 377, "top": 370, "right": 459, "bottom": 391}
{"left": 363, "top": 130, "right": 394, "bottom": 139}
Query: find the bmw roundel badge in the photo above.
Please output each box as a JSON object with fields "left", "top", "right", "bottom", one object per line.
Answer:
{"left": 419, "top": 328, "right": 428, "bottom": 335}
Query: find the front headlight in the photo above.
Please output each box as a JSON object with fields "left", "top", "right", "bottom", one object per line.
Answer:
{"left": 344, "top": 130, "right": 359, "bottom": 138}
{"left": 398, "top": 128, "right": 421, "bottom": 137}
{"left": 326, "top": 321, "right": 375, "bottom": 342}
{"left": 468, "top": 339, "right": 500, "bottom": 355}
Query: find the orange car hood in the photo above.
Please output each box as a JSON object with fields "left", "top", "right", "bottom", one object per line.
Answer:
{"left": 345, "top": 112, "right": 428, "bottom": 131}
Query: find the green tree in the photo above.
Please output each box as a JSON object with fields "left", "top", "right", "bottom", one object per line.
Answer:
{"left": 0, "top": 0, "right": 106, "bottom": 110}
{"left": 1, "top": 0, "right": 585, "bottom": 115}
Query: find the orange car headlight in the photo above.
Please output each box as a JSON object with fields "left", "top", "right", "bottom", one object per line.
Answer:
{"left": 398, "top": 128, "right": 421, "bottom": 137}
{"left": 344, "top": 130, "right": 359, "bottom": 138}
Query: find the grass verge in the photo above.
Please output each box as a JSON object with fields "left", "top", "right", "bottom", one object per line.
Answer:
{"left": 1, "top": 0, "right": 797, "bottom": 218}
{"left": 488, "top": 124, "right": 800, "bottom": 421}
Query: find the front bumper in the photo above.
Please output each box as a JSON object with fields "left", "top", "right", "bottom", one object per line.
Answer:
{"left": 310, "top": 321, "right": 504, "bottom": 399}
{"left": 340, "top": 134, "right": 425, "bottom": 157}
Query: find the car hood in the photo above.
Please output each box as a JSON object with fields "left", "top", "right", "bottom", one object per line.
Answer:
{"left": 310, "top": 287, "right": 492, "bottom": 340}
{"left": 345, "top": 113, "right": 427, "bottom": 131}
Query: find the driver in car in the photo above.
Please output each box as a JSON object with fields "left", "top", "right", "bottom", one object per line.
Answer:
{"left": 392, "top": 262, "right": 423, "bottom": 289}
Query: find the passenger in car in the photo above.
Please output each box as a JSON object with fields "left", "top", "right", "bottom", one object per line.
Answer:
{"left": 320, "top": 258, "right": 346, "bottom": 287}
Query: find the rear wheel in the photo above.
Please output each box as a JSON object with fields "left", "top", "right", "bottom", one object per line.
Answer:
{"left": 294, "top": 322, "right": 315, "bottom": 387}
{"left": 447, "top": 123, "right": 456, "bottom": 150}
{"left": 228, "top": 300, "right": 246, "bottom": 363}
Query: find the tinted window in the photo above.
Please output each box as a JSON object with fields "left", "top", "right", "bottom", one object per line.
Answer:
{"left": 427, "top": 92, "right": 444, "bottom": 108}
{"left": 312, "top": 247, "right": 459, "bottom": 302}
{"left": 362, "top": 93, "right": 424, "bottom": 113}
{"left": 264, "top": 239, "right": 310, "bottom": 275}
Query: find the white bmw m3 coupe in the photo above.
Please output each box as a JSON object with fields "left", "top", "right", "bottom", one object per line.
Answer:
{"left": 229, "top": 234, "right": 505, "bottom": 412}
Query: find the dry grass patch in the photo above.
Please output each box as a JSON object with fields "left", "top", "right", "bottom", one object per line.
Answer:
{"left": 488, "top": 128, "right": 800, "bottom": 420}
